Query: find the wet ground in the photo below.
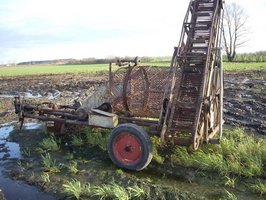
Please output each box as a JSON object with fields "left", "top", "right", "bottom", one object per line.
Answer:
{"left": 223, "top": 70, "right": 266, "bottom": 135}
{"left": 0, "top": 69, "right": 265, "bottom": 199}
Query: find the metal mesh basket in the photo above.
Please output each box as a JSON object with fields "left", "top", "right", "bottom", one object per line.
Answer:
{"left": 110, "top": 65, "right": 170, "bottom": 118}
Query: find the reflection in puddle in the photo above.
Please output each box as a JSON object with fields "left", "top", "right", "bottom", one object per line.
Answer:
{"left": 24, "top": 91, "right": 42, "bottom": 98}
{"left": 0, "top": 142, "right": 21, "bottom": 160}
{"left": 0, "top": 126, "right": 14, "bottom": 138}
{"left": 0, "top": 168, "right": 55, "bottom": 200}
{"left": 21, "top": 122, "right": 42, "bottom": 130}
{"left": 0, "top": 92, "right": 42, "bottom": 98}
{"left": 0, "top": 123, "right": 56, "bottom": 200}
{"left": 241, "top": 78, "right": 249, "bottom": 83}
{"left": 48, "top": 90, "right": 61, "bottom": 100}
{"left": 0, "top": 126, "right": 21, "bottom": 160}
{"left": 0, "top": 94, "right": 17, "bottom": 98}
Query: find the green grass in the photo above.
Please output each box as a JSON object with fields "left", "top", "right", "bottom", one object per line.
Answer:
{"left": 62, "top": 179, "right": 147, "bottom": 200}
{"left": 40, "top": 134, "right": 60, "bottom": 151}
{"left": 63, "top": 179, "right": 91, "bottom": 199}
{"left": 142, "top": 62, "right": 171, "bottom": 66}
{"left": 223, "top": 62, "right": 266, "bottom": 71}
{"left": 41, "top": 153, "right": 62, "bottom": 173}
{"left": 252, "top": 180, "right": 266, "bottom": 196}
{"left": 85, "top": 128, "right": 110, "bottom": 151}
{"left": 170, "top": 128, "right": 266, "bottom": 177}
{"left": 71, "top": 135, "right": 84, "bottom": 147}
{"left": 66, "top": 161, "right": 79, "bottom": 174}
{"left": 92, "top": 182, "right": 146, "bottom": 200}
{"left": 0, "top": 63, "right": 110, "bottom": 76}
{"left": 41, "top": 173, "right": 50, "bottom": 183}
{"left": 1, "top": 61, "right": 265, "bottom": 77}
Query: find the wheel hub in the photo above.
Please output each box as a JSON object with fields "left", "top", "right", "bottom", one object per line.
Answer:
{"left": 125, "top": 145, "right": 131, "bottom": 152}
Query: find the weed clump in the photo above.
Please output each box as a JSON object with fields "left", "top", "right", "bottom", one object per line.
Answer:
{"left": 71, "top": 135, "right": 83, "bottom": 147}
{"left": 252, "top": 180, "right": 266, "bottom": 196}
{"left": 85, "top": 128, "right": 109, "bottom": 151}
{"left": 41, "top": 153, "right": 62, "bottom": 173}
{"left": 40, "top": 134, "right": 60, "bottom": 151}
{"left": 171, "top": 128, "right": 266, "bottom": 177}
{"left": 63, "top": 180, "right": 147, "bottom": 200}
{"left": 63, "top": 179, "right": 91, "bottom": 199}
{"left": 66, "top": 161, "right": 79, "bottom": 174}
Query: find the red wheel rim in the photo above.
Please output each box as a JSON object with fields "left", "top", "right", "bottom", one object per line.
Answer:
{"left": 113, "top": 133, "right": 142, "bottom": 164}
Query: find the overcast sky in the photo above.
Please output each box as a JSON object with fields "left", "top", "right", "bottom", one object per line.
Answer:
{"left": 1, "top": 0, "right": 265, "bottom": 64}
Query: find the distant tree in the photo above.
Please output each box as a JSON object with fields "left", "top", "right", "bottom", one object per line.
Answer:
{"left": 222, "top": 2, "right": 250, "bottom": 62}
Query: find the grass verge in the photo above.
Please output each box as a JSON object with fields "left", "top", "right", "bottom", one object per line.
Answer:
{"left": 1, "top": 62, "right": 265, "bottom": 76}
{"left": 169, "top": 128, "right": 266, "bottom": 177}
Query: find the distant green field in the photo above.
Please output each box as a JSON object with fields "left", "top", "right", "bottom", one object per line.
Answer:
{"left": 0, "top": 64, "right": 110, "bottom": 76}
{"left": 223, "top": 62, "right": 266, "bottom": 71}
{"left": 0, "top": 62, "right": 265, "bottom": 77}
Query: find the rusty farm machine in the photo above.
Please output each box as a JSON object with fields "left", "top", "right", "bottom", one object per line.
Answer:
{"left": 14, "top": 0, "right": 224, "bottom": 171}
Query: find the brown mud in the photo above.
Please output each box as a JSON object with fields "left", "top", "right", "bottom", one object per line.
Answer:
{"left": 0, "top": 69, "right": 265, "bottom": 199}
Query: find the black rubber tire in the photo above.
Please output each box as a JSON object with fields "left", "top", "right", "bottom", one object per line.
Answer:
{"left": 107, "top": 123, "right": 153, "bottom": 171}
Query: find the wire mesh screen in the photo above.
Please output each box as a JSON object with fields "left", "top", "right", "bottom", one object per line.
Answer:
{"left": 110, "top": 65, "right": 170, "bottom": 118}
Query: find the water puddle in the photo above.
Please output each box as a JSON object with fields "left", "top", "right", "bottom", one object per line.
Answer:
{"left": 0, "top": 126, "right": 21, "bottom": 160}
{"left": 24, "top": 91, "right": 42, "bottom": 98}
{"left": 0, "top": 92, "right": 41, "bottom": 98}
{"left": 21, "top": 122, "right": 42, "bottom": 130}
{"left": 0, "top": 95, "right": 17, "bottom": 98}
{"left": 0, "top": 121, "right": 17, "bottom": 127}
{"left": 0, "top": 90, "right": 64, "bottom": 100}
{"left": 0, "top": 168, "right": 55, "bottom": 200}
{"left": 70, "top": 96, "right": 80, "bottom": 102}
{"left": 241, "top": 78, "right": 249, "bottom": 83}
{"left": 48, "top": 90, "right": 61, "bottom": 100}
{"left": 0, "top": 123, "right": 56, "bottom": 200}
{"left": 0, "top": 126, "right": 14, "bottom": 141}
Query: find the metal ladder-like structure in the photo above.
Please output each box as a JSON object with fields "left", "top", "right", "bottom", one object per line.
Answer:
{"left": 161, "top": 0, "right": 223, "bottom": 149}
{"left": 13, "top": 0, "right": 225, "bottom": 171}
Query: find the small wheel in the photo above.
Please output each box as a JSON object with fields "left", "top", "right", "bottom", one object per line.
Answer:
{"left": 134, "top": 56, "right": 141, "bottom": 65}
{"left": 108, "top": 123, "right": 153, "bottom": 171}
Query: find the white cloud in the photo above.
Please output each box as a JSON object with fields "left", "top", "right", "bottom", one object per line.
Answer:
{"left": 0, "top": 0, "right": 265, "bottom": 63}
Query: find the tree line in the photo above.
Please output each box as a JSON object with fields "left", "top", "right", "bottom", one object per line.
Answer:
{"left": 66, "top": 56, "right": 155, "bottom": 64}
{"left": 223, "top": 51, "right": 266, "bottom": 62}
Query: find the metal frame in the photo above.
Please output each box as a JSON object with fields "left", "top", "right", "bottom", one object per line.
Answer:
{"left": 14, "top": 0, "right": 224, "bottom": 150}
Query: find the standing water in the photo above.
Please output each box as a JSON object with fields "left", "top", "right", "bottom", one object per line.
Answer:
{"left": 0, "top": 123, "right": 56, "bottom": 200}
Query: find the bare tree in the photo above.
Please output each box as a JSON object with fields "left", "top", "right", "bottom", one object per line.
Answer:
{"left": 222, "top": 2, "right": 249, "bottom": 62}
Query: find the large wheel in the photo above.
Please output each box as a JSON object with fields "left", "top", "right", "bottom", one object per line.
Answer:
{"left": 107, "top": 123, "right": 153, "bottom": 171}
{"left": 193, "top": 64, "right": 222, "bottom": 149}
{"left": 193, "top": 115, "right": 205, "bottom": 150}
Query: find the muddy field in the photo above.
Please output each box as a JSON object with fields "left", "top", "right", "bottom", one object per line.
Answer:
{"left": 1, "top": 70, "right": 265, "bottom": 134}
{"left": 0, "top": 69, "right": 265, "bottom": 199}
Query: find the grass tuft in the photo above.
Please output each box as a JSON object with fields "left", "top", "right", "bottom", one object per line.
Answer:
{"left": 66, "top": 161, "right": 79, "bottom": 174}
{"left": 41, "top": 173, "right": 50, "bottom": 183}
{"left": 252, "top": 180, "right": 266, "bottom": 196}
{"left": 223, "top": 189, "right": 238, "bottom": 200}
{"left": 85, "top": 128, "right": 109, "bottom": 151}
{"left": 171, "top": 128, "right": 266, "bottom": 177}
{"left": 41, "top": 153, "right": 62, "bottom": 173}
{"left": 93, "top": 183, "right": 116, "bottom": 199}
{"left": 71, "top": 135, "right": 83, "bottom": 147}
{"left": 92, "top": 182, "right": 147, "bottom": 200}
{"left": 128, "top": 185, "right": 147, "bottom": 199}
{"left": 63, "top": 179, "right": 89, "bottom": 199}
{"left": 40, "top": 134, "right": 60, "bottom": 151}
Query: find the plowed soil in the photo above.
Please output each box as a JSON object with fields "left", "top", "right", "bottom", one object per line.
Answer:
{"left": 0, "top": 70, "right": 265, "bottom": 134}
